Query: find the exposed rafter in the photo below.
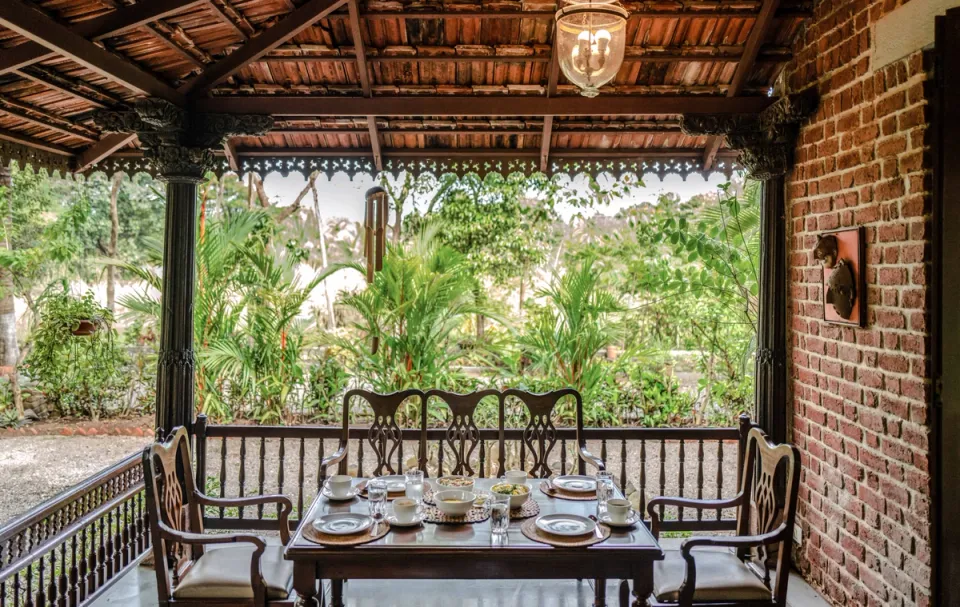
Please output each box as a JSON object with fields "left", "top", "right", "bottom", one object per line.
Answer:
{"left": 75, "top": 132, "right": 137, "bottom": 172}
{"left": 346, "top": 0, "right": 381, "bottom": 171}
{"left": 540, "top": 26, "right": 560, "bottom": 173}
{"left": 223, "top": 138, "right": 241, "bottom": 172}
{"left": 702, "top": 0, "right": 781, "bottom": 169}
{"left": 0, "top": 95, "right": 99, "bottom": 142}
{"left": 0, "top": 126, "right": 74, "bottom": 156}
{"left": 205, "top": 0, "right": 252, "bottom": 40}
{"left": 193, "top": 95, "right": 776, "bottom": 116}
{"left": 0, "top": 0, "right": 186, "bottom": 104}
{"left": 0, "top": 0, "right": 207, "bottom": 76}
{"left": 179, "top": 0, "right": 349, "bottom": 96}
{"left": 14, "top": 66, "right": 125, "bottom": 109}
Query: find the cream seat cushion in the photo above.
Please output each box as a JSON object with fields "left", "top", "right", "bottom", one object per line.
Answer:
{"left": 653, "top": 550, "right": 771, "bottom": 602}
{"left": 173, "top": 545, "right": 293, "bottom": 600}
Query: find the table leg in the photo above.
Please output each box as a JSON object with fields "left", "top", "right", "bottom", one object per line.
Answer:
{"left": 331, "top": 579, "right": 344, "bottom": 607}
{"left": 619, "top": 580, "right": 631, "bottom": 607}
{"left": 594, "top": 578, "right": 607, "bottom": 607}
{"left": 632, "top": 568, "right": 654, "bottom": 607}
{"left": 293, "top": 561, "right": 321, "bottom": 607}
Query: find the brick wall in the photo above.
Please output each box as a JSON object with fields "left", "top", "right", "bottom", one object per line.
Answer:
{"left": 784, "top": 1, "right": 934, "bottom": 606}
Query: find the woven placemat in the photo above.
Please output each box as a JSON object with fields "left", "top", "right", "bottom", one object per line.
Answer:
{"left": 510, "top": 498, "right": 540, "bottom": 520}
{"left": 302, "top": 520, "right": 390, "bottom": 546}
{"left": 421, "top": 503, "right": 490, "bottom": 525}
{"left": 539, "top": 480, "right": 597, "bottom": 501}
{"left": 520, "top": 518, "right": 610, "bottom": 548}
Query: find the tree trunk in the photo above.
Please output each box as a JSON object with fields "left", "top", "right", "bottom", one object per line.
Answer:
{"left": 0, "top": 165, "right": 21, "bottom": 418}
{"left": 106, "top": 173, "right": 123, "bottom": 312}
{"left": 310, "top": 180, "right": 337, "bottom": 330}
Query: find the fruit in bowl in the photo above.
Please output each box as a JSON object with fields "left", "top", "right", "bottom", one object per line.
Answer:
{"left": 491, "top": 482, "right": 530, "bottom": 509}
{"left": 434, "top": 490, "right": 477, "bottom": 516}
{"left": 436, "top": 475, "right": 475, "bottom": 492}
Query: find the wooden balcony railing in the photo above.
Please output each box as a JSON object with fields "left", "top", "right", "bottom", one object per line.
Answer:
{"left": 195, "top": 416, "right": 751, "bottom": 534}
{"left": 0, "top": 453, "right": 150, "bottom": 607}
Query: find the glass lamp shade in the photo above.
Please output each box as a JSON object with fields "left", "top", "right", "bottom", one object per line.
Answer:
{"left": 555, "top": 0, "right": 628, "bottom": 97}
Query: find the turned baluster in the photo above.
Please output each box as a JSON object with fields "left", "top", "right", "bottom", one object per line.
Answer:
{"left": 278, "top": 438, "right": 286, "bottom": 517}
{"left": 697, "top": 439, "right": 705, "bottom": 521}
{"left": 437, "top": 440, "right": 444, "bottom": 477}
{"left": 218, "top": 437, "right": 228, "bottom": 519}
{"left": 317, "top": 438, "right": 326, "bottom": 491}
{"left": 57, "top": 541, "right": 68, "bottom": 607}
{"left": 238, "top": 437, "right": 247, "bottom": 520}
{"left": 298, "top": 438, "right": 306, "bottom": 519}
{"left": 25, "top": 563, "right": 34, "bottom": 607}
{"left": 97, "top": 516, "right": 107, "bottom": 588}
{"left": 716, "top": 440, "right": 725, "bottom": 521}
{"left": 658, "top": 439, "right": 666, "bottom": 521}
{"left": 69, "top": 534, "right": 79, "bottom": 607}
{"left": 79, "top": 526, "right": 90, "bottom": 601}
{"left": 620, "top": 439, "right": 627, "bottom": 491}
{"left": 479, "top": 440, "right": 486, "bottom": 478}
{"left": 257, "top": 437, "right": 266, "bottom": 519}
{"left": 560, "top": 440, "right": 567, "bottom": 476}
{"left": 638, "top": 439, "right": 647, "bottom": 520}
{"left": 678, "top": 440, "right": 686, "bottom": 522}
{"left": 357, "top": 438, "right": 365, "bottom": 478}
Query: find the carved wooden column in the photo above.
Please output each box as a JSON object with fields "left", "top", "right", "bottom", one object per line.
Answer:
{"left": 681, "top": 91, "right": 818, "bottom": 444}
{"left": 94, "top": 100, "right": 272, "bottom": 439}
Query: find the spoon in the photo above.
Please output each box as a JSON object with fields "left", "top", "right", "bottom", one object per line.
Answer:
{"left": 588, "top": 515, "right": 604, "bottom": 539}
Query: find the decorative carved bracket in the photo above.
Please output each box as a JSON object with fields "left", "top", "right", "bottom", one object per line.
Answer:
{"left": 680, "top": 89, "right": 818, "bottom": 180}
{"left": 93, "top": 98, "right": 273, "bottom": 180}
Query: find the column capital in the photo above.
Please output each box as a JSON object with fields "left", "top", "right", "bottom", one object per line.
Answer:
{"left": 681, "top": 89, "right": 819, "bottom": 180}
{"left": 93, "top": 98, "right": 273, "bottom": 180}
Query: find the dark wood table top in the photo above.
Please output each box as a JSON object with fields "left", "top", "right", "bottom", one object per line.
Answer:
{"left": 285, "top": 478, "right": 663, "bottom": 579}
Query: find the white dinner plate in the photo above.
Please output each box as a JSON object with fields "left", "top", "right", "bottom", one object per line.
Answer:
{"left": 321, "top": 486, "right": 359, "bottom": 501}
{"left": 312, "top": 513, "right": 373, "bottom": 535}
{"left": 377, "top": 475, "right": 408, "bottom": 492}
{"left": 599, "top": 512, "right": 640, "bottom": 528}
{"left": 535, "top": 513, "right": 597, "bottom": 537}
{"left": 552, "top": 475, "right": 597, "bottom": 493}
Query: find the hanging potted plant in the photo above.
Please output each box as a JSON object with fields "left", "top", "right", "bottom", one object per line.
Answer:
{"left": 40, "top": 292, "right": 110, "bottom": 336}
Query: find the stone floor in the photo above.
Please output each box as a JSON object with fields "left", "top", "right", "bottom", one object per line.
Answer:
{"left": 90, "top": 539, "right": 831, "bottom": 607}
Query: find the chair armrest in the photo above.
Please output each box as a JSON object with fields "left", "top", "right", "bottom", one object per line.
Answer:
{"left": 681, "top": 526, "right": 786, "bottom": 554}
{"left": 320, "top": 443, "right": 347, "bottom": 472}
{"left": 646, "top": 494, "right": 742, "bottom": 539}
{"left": 193, "top": 491, "right": 293, "bottom": 544}
{"left": 576, "top": 443, "right": 605, "bottom": 472}
{"left": 156, "top": 523, "right": 269, "bottom": 605}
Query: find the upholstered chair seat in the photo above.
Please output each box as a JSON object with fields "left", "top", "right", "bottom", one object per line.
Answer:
{"left": 653, "top": 550, "right": 771, "bottom": 603}
{"left": 173, "top": 545, "right": 293, "bottom": 600}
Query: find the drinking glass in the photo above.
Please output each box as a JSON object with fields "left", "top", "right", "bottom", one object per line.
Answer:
{"left": 596, "top": 471, "right": 615, "bottom": 516}
{"left": 404, "top": 469, "right": 425, "bottom": 512}
{"left": 489, "top": 492, "right": 510, "bottom": 538}
{"left": 367, "top": 479, "right": 388, "bottom": 529}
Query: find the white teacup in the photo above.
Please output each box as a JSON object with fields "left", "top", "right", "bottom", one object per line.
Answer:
{"left": 393, "top": 497, "right": 418, "bottom": 523}
{"left": 326, "top": 474, "right": 353, "bottom": 498}
{"left": 606, "top": 498, "right": 634, "bottom": 524}
{"left": 504, "top": 470, "right": 528, "bottom": 485}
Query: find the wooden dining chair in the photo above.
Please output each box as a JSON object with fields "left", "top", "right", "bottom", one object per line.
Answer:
{"left": 424, "top": 388, "right": 501, "bottom": 476}
{"left": 500, "top": 388, "right": 604, "bottom": 478}
{"left": 644, "top": 425, "right": 801, "bottom": 607}
{"left": 142, "top": 427, "right": 295, "bottom": 606}
{"left": 322, "top": 388, "right": 426, "bottom": 478}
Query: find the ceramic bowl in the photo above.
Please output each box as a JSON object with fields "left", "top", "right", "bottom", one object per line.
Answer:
{"left": 490, "top": 482, "right": 531, "bottom": 509}
{"left": 434, "top": 489, "right": 477, "bottom": 516}
{"left": 435, "top": 475, "right": 475, "bottom": 493}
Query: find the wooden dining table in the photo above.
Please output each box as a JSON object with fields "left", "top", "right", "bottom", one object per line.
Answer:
{"left": 284, "top": 478, "right": 664, "bottom": 607}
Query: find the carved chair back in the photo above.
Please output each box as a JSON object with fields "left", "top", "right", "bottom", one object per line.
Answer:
{"left": 500, "top": 388, "right": 587, "bottom": 478}
{"left": 337, "top": 389, "right": 426, "bottom": 477}
{"left": 424, "top": 389, "right": 500, "bottom": 476}
{"left": 142, "top": 427, "right": 204, "bottom": 601}
{"left": 735, "top": 426, "right": 801, "bottom": 604}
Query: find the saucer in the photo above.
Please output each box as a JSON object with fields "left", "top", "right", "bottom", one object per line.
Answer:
{"left": 386, "top": 514, "right": 423, "bottom": 527}
{"left": 598, "top": 512, "right": 640, "bottom": 528}
{"left": 322, "top": 486, "right": 359, "bottom": 501}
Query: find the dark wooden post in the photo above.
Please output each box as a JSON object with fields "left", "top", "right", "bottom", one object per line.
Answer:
{"left": 94, "top": 99, "right": 273, "bottom": 439}
{"left": 681, "top": 90, "right": 818, "bottom": 444}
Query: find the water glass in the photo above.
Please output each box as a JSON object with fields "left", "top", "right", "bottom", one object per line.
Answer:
{"left": 367, "top": 478, "right": 388, "bottom": 525}
{"left": 489, "top": 492, "right": 510, "bottom": 538}
{"left": 404, "top": 469, "right": 425, "bottom": 511}
{"left": 596, "top": 471, "right": 615, "bottom": 516}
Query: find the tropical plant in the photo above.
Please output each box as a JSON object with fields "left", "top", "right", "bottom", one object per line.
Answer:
{"left": 21, "top": 290, "right": 126, "bottom": 418}
{"left": 323, "top": 226, "right": 498, "bottom": 396}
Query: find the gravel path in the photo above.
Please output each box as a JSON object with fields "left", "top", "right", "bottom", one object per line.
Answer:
{"left": 0, "top": 435, "right": 148, "bottom": 526}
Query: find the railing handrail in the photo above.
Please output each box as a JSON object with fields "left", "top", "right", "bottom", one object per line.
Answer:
{"left": 0, "top": 450, "right": 142, "bottom": 544}
{"left": 201, "top": 423, "right": 741, "bottom": 441}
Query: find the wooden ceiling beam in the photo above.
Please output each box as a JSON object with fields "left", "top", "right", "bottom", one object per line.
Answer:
{"left": 271, "top": 126, "right": 682, "bottom": 135}
{"left": 0, "top": 1, "right": 186, "bottom": 104}
{"left": 205, "top": 0, "right": 251, "bottom": 41}
{"left": 233, "top": 146, "right": 740, "bottom": 159}
{"left": 0, "top": 0, "right": 207, "bottom": 76}
{"left": 258, "top": 47, "right": 791, "bottom": 64}
{"left": 180, "top": 0, "right": 349, "bottom": 96}
{"left": 223, "top": 138, "right": 241, "bottom": 172}
{"left": 322, "top": 8, "right": 811, "bottom": 19}
{"left": 346, "top": 0, "right": 381, "bottom": 171}
{"left": 194, "top": 95, "right": 775, "bottom": 116}
{"left": 14, "top": 66, "right": 125, "bottom": 109}
{"left": 702, "top": 0, "right": 781, "bottom": 170}
{"left": 74, "top": 132, "right": 137, "bottom": 172}
{"left": 0, "top": 95, "right": 99, "bottom": 142}
{"left": 540, "top": 27, "right": 560, "bottom": 173}
{"left": 0, "top": 126, "right": 75, "bottom": 156}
